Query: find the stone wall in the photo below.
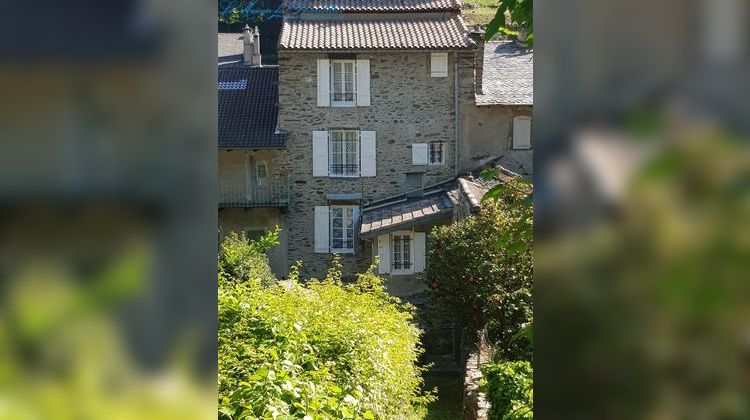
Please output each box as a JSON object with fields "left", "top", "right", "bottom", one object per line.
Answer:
{"left": 463, "top": 347, "right": 492, "bottom": 420}
{"left": 277, "top": 50, "right": 476, "bottom": 277}
{"left": 459, "top": 104, "right": 533, "bottom": 175}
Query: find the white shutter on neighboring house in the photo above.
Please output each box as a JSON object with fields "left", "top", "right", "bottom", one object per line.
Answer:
{"left": 413, "top": 232, "right": 426, "bottom": 273}
{"left": 430, "top": 53, "right": 448, "bottom": 78}
{"left": 314, "top": 206, "right": 330, "bottom": 253}
{"left": 360, "top": 131, "right": 376, "bottom": 177}
{"left": 317, "top": 59, "right": 330, "bottom": 107}
{"left": 412, "top": 143, "right": 429, "bottom": 165}
{"left": 356, "top": 59, "right": 371, "bottom": 106}
{"left": 312, "top": 131, "right": 329, "bottom": 177}
{"left": 513, "top": 116, "right": 532, "bottom": 149}
{"left": 377, "top": 234, "right": 390, "bottom": 274}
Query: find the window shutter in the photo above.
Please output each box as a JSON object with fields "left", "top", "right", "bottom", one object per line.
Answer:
{"left": 377, "top": 234, "right": 391, "bottom": 274}
{"left": 356, "top": 59, "right": 370, "bottom": 106}
{"left": 513, "top": 116, "right": 532, "bottom": 149}
{"left": 317, "top": 59, "right": 330, "bottom": 107}
{"left": 360, "top": 131, "right": 376, "bottom": 177}
{"left": 352, "top": 206, "right": 361, "bottom": 254}
{"left": 314, "top": 206, "right": 330, "bottom": 253}
{"left": 414, "top": 232, "right": 426, "bottom": 273}
{"left": 312, "top": 131, "right": 329, "bottom": 177}
{"left": 412, "top": 143, "right": 429, "bottom": 165}
{"left": 430, "top": 53, "right": 448, "bottom": 78}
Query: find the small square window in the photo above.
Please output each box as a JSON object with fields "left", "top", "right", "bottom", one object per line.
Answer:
{"left": 430, "top": 53, "right": 448, "bottom": 78}
{"left": 245, "top": 229, "right": 267, "bottom": 243}
{"left": 428, "top": 142, "right": 445, "bottom": 165}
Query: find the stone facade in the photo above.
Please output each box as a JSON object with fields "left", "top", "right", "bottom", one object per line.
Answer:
{"left": 277, "top": 50, "right": 476, "bottom": 277}
{"left": 459, "top": 105, "right": 533, "bottom": 175}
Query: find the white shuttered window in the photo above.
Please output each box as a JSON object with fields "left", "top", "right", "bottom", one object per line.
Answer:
{"left": 331, "top": 60, "right": 356, "bottom": 106}
{"left": 329, "top": 131, "right": 360, "bottom": 177}
{"left": 330, "top": 205, "right": 355, "bottom": 253}
{"left": 376, "top": 231, "right": 427, "bottom": 275}
{"left": 318, "top": 59, "right": 370, "bottom": 107}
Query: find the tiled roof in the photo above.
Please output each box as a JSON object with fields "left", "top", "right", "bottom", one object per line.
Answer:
{"left": 283, "top": 0, "right": 461, "bottom": 13}
{"left": 218, "top": 66, "right": 285, "bottom": 148}
{"left": 218, "top": 33, "right": 244, "bottom": 66}
{"left": 360, "top": 192, "right": 454, "bottom": 237}
{"left": 476, "top": 41, "right": 533, "bottom": 106}
{"left": 279, "top": 16, "right": 473, "bottom": 50}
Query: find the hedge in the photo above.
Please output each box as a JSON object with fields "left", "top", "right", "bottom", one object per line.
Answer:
{"left": 481, "top": 360, "right": 533, "bottom": 419}
{"left": 218, "top": 233, "right": 432, "bottom": 419}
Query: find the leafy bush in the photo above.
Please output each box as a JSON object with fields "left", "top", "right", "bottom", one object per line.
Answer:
{"left": 481, "top": 361, "right": 533, "bottom": 419}
{"left": 218, "top": 252, "right": 433, "bottom": 419}
{"left": 218, "top": 228, "right": 279, "bottom": 288}
{"left": 425, "top": 179, "right": 533, "bottom": 361}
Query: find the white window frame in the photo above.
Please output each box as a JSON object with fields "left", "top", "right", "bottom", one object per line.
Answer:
{"left": 390, "top": 230, "right": 415, "bottom": 275}
{"left": 328, "top": 130, "right": 361, "bottom": 178}
{"left": 330, "top": 59, "right": 357, "bottom": 107}
{"left": 255, "top": 160, "right": 268, "bottom": 186}
{"left": 428, "top": 142, "right": 445, "bottom": 165}
{"left": 329, "top": 205, "right": 355, "bottom": 254}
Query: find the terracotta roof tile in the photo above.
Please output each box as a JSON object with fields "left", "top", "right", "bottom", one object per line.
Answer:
{"left": 283, "top": 0, "right": 462, "bottom": 13}
{"left": 280, "top": 16, "right": 473, "bottom": 50}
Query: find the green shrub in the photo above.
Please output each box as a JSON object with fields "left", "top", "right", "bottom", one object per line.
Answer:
{"left": 425, "top": 179, "right": 533, "bottom": 361}
{"left": 481, "top": 360, "right": 533, "bottom": 419}
{"left": 218, "top": 256, "right": 433, "bottom": 419}
{"left": 219, "top": 228, "right": 279, "bottom": 288}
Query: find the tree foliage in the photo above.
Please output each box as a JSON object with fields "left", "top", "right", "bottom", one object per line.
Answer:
{"left": 218, "top": 233, "right": 433, "bottom": 419}
{"left": 425, "top": 178, "right": 533, "bottom": 361}
{"left": 485, "top": 0, "right": 533, "bottom": 46}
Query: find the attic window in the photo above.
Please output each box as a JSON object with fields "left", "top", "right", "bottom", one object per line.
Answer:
{"left": 219, "top": 80, "right": 247, "bottom": 90}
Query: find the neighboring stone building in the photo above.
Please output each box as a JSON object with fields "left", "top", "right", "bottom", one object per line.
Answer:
{"left": 218, "top": 28, "right": 290, "bottom": 276}
{"left": 460, "top": 40, "right": 533, "bottom": 175}
{"left": 216, "top": 0, "right": 533, "bottom": 293}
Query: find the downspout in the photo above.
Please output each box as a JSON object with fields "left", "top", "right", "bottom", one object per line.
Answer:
{"left": 454, "top": 52, "right": 459, "bottom": 177}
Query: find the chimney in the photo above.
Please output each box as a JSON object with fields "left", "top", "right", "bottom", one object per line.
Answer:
{"left": 469, "top": 25, "right": 486, "bottom": 95}
{"left": 243, "top": 25, "right": 262, "bottom": 66}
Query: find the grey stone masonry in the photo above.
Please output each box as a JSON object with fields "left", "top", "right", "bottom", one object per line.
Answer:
{"left": 277, "top": 50, "right": 475, "bottom": 277}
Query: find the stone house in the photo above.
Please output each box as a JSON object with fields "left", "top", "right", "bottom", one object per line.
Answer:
{"left": 218, "top": 28, "right": 290, "bottom": 275}
{"left": 217, "top": 0, "right": 533, "bottom": 296}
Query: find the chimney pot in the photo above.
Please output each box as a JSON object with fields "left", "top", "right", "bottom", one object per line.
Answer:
{"left": 243, "top": 25, "right": 262, "bottom": 67}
